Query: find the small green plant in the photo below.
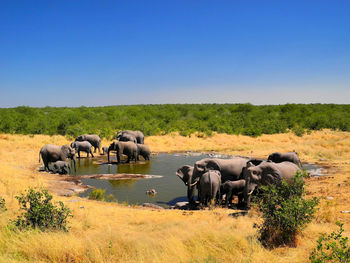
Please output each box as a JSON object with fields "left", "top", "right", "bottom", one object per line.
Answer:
{"left": 292, "top": 125, "right": 306, "bottom": 137}
{"left": 256, "top": 171, "right": 319, "bottom": 248}
{"left": 309, "top": 222, "right": 350, "bottom": 263}
{"left": 88, "top": 188, "right": 107, "bottom": 201}
{"left": 0, "top": 197, "right": 7, "bottom": 212}
{"left": 13, "top": 188, "right": 72, "bottom": 231}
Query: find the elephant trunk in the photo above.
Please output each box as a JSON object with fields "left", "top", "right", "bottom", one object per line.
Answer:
{"left": 187, "top": 186, "right": 195, "bottom": 204}
{"left": 108, "top": 148, "right": 111, "bottom": 163}
{"left": 187, "top": 177, "right": 197, "bottom": 204}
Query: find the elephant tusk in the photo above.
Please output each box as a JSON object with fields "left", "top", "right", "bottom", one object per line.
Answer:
{"left": 189, "top": 181, "right": 198, "bottom": 187}
{"left": 248, "top": 189, "right": 254, "bottom": 195}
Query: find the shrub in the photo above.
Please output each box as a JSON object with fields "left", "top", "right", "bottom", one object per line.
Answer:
{"left": 88, "top": 188, "right": 114, "bottom": 202}
{"left": 292, "top": 125, "right": 306, "bottom": 137}
{"left": 256, "top": 171, "right": 319, "bottom": 248}
{"left": 13, "top": 188, "right": 72, "bottom": 232}
{"left": 309, "top": 222, "right": 350, "bottom": 263}
{"left": 88, "top": 188, "right": 106, "bottom": 201}
{"left": 0, "top": 197, "right": 6, "bottom": 212}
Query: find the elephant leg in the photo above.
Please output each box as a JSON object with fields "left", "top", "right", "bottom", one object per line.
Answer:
{"left": 78, "top": 151, "right": 81, "bottom": 158}
{"left": 43, "top": 159, "right": 49, "bottom": 172}
{"left": 227, "top": 189, "right": 233, "bottom": 206}
{"left": 91, "top": 150, "right": 94, "bottom": 158}
{"left": 237, "top": 194, "right": 244, "bottom": 207}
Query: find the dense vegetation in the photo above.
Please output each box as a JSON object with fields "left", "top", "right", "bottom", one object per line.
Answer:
{"left": 0, "top": 104, "right": 349, "bottom": 138}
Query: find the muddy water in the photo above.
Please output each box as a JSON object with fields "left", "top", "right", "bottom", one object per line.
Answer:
{"left": 73, "top": 153, "right": 322, "bottom": 207}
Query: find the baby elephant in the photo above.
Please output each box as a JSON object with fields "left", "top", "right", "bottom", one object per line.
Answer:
{"left": 101, "top": 147, "right": 108, "bottom": 155}
{"left": 198, "top": 170, "right": 221, "bottom": 206}
{"left": 220, "top": 180, "right": 246, "bottom": 207}
{"left": 71, "top": 141, "right": 94, "bottom": 158}
{"left": 51, "top": 161, "right": 71, "bottom": 175}
{"left": 136, "top": 144, "right": 151, "bottom": 161}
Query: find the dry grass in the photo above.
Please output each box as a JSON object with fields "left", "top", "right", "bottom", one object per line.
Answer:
{"left": 0, "top": 131, "right": 349, "bottom": 263}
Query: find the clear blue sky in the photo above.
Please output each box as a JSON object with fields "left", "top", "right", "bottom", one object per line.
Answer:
{"left": 1, "top": 0, "right": 349, "bottom": 107}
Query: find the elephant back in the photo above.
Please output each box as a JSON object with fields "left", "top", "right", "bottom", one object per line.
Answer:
{"left": 274, "top": 161, "right": 301, "bottom": 183}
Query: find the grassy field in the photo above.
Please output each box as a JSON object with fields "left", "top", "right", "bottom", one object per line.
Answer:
{"left": 0, "top": 130, "right": 349, "bottom": 263}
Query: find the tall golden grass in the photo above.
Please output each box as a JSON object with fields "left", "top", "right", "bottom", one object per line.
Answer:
{"left": 0, "top": 131, "right": 349, "bottom": 263}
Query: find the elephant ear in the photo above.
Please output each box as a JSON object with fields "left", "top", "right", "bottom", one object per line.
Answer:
{"left": 246, "top": 161, "right": 255, "bottom": 168}
{"left": 176, "top": 165, "right": 193, "bottom": 185}
{"left": 206, "top": 160, "right": 220, "bottom": 171}
{"left": 61, "top": 145, "right": 69, "bottom": 154}
{"left": 109, "top": 141, "right": 116, "bottom": 149}
{"left": 262, "top": 164, "right": 282, "bottom": 185}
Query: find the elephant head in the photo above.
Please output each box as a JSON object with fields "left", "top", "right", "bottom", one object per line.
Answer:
{"left": 176, "top": 165, "right": 198, "bottom": 203}
{"left": 61, "top": 145, "right": 76, "bottom": 172}
{"left": 243, "top": 161, "right": 283, "bottom": 208}
{"left": 107, "top": 141, "right": 118, "bottom": 163}
{"left": 70, "top": 142, "right": 77, "bottom": 150}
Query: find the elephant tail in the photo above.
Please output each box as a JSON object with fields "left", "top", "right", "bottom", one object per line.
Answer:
{"left": 38, "top": 151, "right": 41, "bottom": 163}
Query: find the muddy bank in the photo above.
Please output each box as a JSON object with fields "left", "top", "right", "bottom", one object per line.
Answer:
{"left": 48, "top": 173, "right": 163, "bottom": 197}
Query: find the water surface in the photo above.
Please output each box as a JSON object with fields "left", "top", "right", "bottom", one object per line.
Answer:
{"left": 73, "top": 153, "right": 322, "bottom": 207}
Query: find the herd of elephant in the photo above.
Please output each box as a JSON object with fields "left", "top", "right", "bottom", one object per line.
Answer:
{"left": 176, "top": 151, "right": 302, "bottom": 209}
{"left": 39, "top": 130, "right": 150, "bottom": 174}
{"left": 38, "top": 130, "right": 302, "bottom": 210}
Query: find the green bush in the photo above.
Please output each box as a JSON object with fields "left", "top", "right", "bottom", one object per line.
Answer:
{"left": 309, "top": 222, "right": 350, "bottom": 263}
{"left": 0, "top": 197, "right": 6, "bottom": 212}
{"left": 256, "top": 171, "right": 319, "bottom": 248}
{"left": 13, "top": 188, "right": 72, "bottom": 232}
{"left": 88, "top": 188, "right": 114, "bottom": 202}
{"left": 292, "top": 125, "right": 306, "bottom": 137}
{"left": 88, "top": 188, "right": 106, "bottom": 201}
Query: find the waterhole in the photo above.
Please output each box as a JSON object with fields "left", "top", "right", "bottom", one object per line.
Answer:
{"left": 72, "top": 153, "right": 323, "bottom": 207}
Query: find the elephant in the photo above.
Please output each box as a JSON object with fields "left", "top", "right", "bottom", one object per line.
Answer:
{"left": 117, "top": 130, "right": 144, "bottom": 144}
{"left": 176, "top": 165, "right": 195, "bottom": 202}
{"left": 108, "top": 141, "right": 137, "bottom": 164}
{"left": 39, "top": 144, "right": 76, "bottom": 172}
{"left": 242, "top": 161, "right": 301, "bottom": 208}
{"left": 70, "top": 141, "right": 94, "bottom": 158}
{"left": 136, "top": 144, "right": 151, "bottom": 161}
{"left": 51, "top": 161, "right": 71, "bottom": 175}
{"left": 220, "top": 180, "right": 246, "bottom": 207}
{"left": 75, "top": 134, "right": 101, "bottom": 153}
{"left": 101, "top": 147, "right": 108, "bottom": 155}
{"left": 197, "top": 170, "right": 221, "bottom": 206}
{"left": 267, "top": 151, "right": 302, "bottom": 167}
{"left": 116, "top": 132, "right": 137, "bottom": 144}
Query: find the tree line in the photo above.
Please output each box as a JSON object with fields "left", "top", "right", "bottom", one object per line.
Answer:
{"left": 0, "top": 104, "right": 349, "bottom": 138}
